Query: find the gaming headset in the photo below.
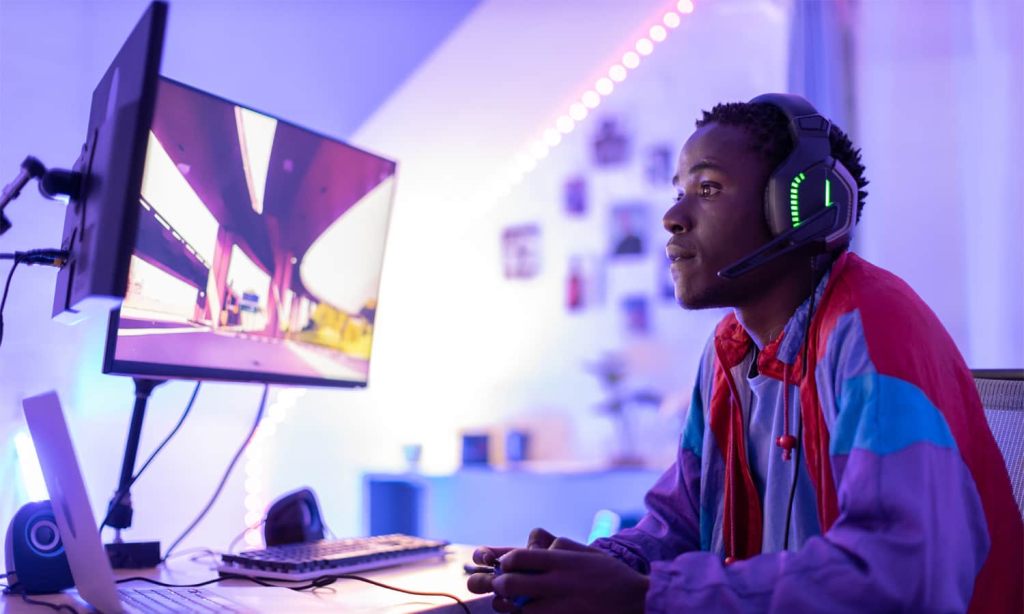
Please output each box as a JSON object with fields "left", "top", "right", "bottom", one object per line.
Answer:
{"left": 718, "top": 93, "right": 858, "bottom": 279}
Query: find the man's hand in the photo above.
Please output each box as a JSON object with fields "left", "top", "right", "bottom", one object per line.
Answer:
{"left": 467, "top": 528, "right": 649, "bottom": 613}
{"left": 471, "top": 527, "right": 558, "bottom": 568}
{"left": 467, "top": 527, "right": 558, "bottom": 610}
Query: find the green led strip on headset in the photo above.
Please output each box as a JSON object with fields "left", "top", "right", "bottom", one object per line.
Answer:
{"left": 789, "top": 172, "right": 805, "bottom": 227}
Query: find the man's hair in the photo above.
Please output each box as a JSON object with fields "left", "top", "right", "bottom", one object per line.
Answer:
{"left": 695, "top": 102, "right": 869, "bottom": 223}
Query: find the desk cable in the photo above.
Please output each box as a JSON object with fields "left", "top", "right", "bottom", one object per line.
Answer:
{"left": 161, "top": 384, "right": 269, "bottom": 562}
{"left": 0, "top": 249, "right": 68, "bottom": 350}
{"left": 99, "top": 381, "right": 203, "bottom": 533}
{"left": 3, "top": 568, "right": 471, "bottom": 613}
{"left": 119, "top": 574, "right": 472, "bottom": 614}
{"left": 3, "top": 575, "right": 78, "bottom": 614}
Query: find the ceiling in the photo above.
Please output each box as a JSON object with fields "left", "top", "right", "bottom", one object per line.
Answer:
{"left": 158, "top": 0, "right": 483, "bottom": 140}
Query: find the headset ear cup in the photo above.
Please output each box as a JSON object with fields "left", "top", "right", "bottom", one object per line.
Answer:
{"left": 823, "top": 158, "right": 858, "bottom": 249}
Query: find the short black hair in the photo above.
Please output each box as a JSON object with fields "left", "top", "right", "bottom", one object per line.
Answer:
{"left": 695, "top": 101, "right": 869, "bottom": 223}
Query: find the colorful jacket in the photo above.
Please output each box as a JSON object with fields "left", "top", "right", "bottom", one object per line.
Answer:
{"left": 593, "top": 252, "right": 1022, "bottom": 613}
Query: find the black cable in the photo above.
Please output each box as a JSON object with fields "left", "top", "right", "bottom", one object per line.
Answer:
{"left": 313, "top": 574, "right": 470, "bottom": 613}
{"left": 1, "top": 249, "right": 67, "bottom": 265}
{"left": 9, "top": 585, "right": 79, "bottom": 613}
{"left": 782, "top": 258, "right": 821, "bottom": 551}
{"left": 116, "top": 576, "right": 228, "bottom": 589}
{"left": 116, "top": 572, "right": 471, "bottom": 613}
{"left": 20, "top": 593, "right": 79, "bottom": 613}
{"left": 221, "top": 573, "right": 472, "bottom": 613}
{"left": 0, "top": 248, "right": 68, "bottom": 350}
{"left": 100, "top": 382, "right": 203, "bottom": 533}
{"left": 0, "top": 257, "right": 21, "bottom": 350}
{"left": 162, "top": 384, "right": 269, "bottom": 562}
{"left": 782, "top": 410, "right": 805, "bottom": 551}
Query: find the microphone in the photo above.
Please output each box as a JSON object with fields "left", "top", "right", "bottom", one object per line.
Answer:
{"left": 717, "top": 206, "right": 839, "bottom": 279}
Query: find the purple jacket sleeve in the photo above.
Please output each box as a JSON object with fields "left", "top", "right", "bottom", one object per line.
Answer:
{"left": 591, "top": 455, "right": 701, "bottom": 573}
{"left": 640, "top": 372, "right": 990, "bottom": 613}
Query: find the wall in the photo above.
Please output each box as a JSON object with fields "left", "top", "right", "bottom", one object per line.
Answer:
{"left": 853, "top": 0, "right": 1024, "bottom": 368}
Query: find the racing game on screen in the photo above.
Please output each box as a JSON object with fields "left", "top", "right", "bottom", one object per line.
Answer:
{"left": 107, "top": 78, "right": 396, "bottom": 386}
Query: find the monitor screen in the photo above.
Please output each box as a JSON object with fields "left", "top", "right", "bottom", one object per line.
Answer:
{"left": 103, "top": 77, "right": 397, "bottom": 388}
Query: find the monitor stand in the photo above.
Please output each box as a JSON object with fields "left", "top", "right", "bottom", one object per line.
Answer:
{"left": 104, "top": 377, "right": 165, "bottom": 568}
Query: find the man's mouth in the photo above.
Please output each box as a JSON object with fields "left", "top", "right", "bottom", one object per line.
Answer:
{"left": 666, "top": 242, "right": 697, "bottom": 263}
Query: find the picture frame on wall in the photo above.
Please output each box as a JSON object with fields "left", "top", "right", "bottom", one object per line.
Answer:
{"left": 621, "top": 294, "right": 650, "bottom": 335}
{"left": 501, "top": 223, "right": 542, "bottom": 279}
{"left": 608, "top": 202, "right": 650, "bottom": 258}
{"left": 564, "top": 175, "right": 588, "bottom": 217}
{"left": 645, "top": 143, "right": 674, "bottom": 187}
{"left": 566, "top": 254, "right": 606, "bottom": 312}
{"left": 592, "top": 116, "right": 630, "bottom": 167}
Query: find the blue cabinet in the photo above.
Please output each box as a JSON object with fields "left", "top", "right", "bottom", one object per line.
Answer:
{"left": 365, "top": 468, "right": 662, "bottom": 546}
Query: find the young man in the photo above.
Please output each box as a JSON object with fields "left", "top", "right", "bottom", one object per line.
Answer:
{"left": 467, "top": 97, "right": 1023, "bottom": 613}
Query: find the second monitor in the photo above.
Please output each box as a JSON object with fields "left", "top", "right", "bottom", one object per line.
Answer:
{"left": 103, "top": 77, "right": 398, "bottom": 388}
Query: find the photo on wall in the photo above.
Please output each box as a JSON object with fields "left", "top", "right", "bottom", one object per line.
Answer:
{"left": 645, "top": 144, "right": 675, "bottom": 187}
{"left": 566, "top": 254, "right": 606, "bottom": 313}
{"left": 501, "top": 223, "right": 542, "bottom": 279}
{"left": 621, "top": 294, "right": 650, "bottom": 335}
{"left": 592, "top": 116, "right": 631, "bottom": 167}
{"left": 608, "top": 202, "right": 650, "bottom": 259}
{"left": 563, "top": 175, "right": 588, "bottom": 217}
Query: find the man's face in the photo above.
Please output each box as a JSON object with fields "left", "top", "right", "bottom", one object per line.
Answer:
{"left": 663, "top": 122, "right": 779, "bottom": 309}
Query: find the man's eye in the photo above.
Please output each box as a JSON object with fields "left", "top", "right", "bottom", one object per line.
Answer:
{"left": 699, "top": 183, "right": 721, "bottom": 198}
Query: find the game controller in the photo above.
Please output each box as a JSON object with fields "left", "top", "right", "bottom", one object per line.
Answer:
{"left": 491, "top": 560, "right": 532, "bottom": 609}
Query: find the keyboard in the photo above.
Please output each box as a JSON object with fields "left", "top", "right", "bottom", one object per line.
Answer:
{"left": 217, "top": 534, "right": 450, "bottom": 581}
{"left": 119, "top": 587, "right": 243, "bottom": 613}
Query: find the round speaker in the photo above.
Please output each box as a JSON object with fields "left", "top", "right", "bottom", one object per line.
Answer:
{"left": 4, "top": 501, "right": 74, "bottom": 594}
{"left": 25, "top": 511, "right": 62, "bottom": 557}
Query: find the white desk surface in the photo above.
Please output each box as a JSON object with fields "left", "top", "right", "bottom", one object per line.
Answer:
{"left": 1, "top": 544, "right": 492, "bottom": 613}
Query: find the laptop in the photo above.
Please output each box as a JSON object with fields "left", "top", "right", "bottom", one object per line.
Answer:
{"left": 22, "top": 391, "right": 333, "bottom": 613}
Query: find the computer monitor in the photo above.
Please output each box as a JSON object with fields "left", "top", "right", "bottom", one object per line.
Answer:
{"left": 51, "top": 1, "right": 167, "bottom": 323}
{"left": 102, "top": 77, "right": 397, "bottom": 388}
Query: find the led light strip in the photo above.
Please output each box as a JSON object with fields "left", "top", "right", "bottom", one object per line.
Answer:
{"left": 242, "top": 388, "right": 306, "bottom": 547}
{"left": 490, "top": 0, "right": 696, "bottom": 199}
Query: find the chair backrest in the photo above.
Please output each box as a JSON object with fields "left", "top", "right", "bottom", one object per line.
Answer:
{"left": 973, "top": 370, "right": 1024, "bottom": 517}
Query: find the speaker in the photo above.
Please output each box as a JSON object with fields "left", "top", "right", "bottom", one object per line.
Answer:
{"left": 263, "top": 488, "right": 325, "bottom": 547}
{"left": 4, "top": 501, "right": 74, "bottom": 595}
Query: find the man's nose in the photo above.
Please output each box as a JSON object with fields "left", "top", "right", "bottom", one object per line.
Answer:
{"left": 663, "top": 199, "right": 692, "bottom": 234}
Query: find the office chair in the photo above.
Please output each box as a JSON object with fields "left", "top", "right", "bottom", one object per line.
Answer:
{"left": 972, "top": 369, "right": 1024, "bottom": 517}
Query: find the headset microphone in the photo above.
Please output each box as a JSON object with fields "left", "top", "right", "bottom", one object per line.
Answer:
{"left": 717, "top": 93, "right": 857, "bottom": 280}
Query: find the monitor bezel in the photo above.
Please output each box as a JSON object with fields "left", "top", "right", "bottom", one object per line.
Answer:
{"left": 102, "top": 76, "right": 398, "bottom": 389}
{"left": 51, "top": 0, "right": 167, "bottom": 322}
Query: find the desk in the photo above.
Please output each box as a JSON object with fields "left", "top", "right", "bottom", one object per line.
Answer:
{"left": 1, "top": 545, "right": 491, "bottom": 613}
